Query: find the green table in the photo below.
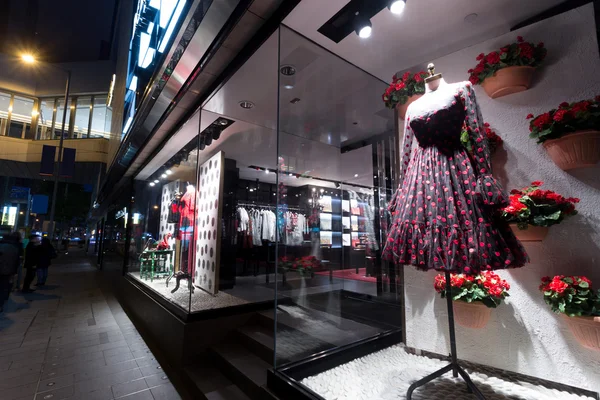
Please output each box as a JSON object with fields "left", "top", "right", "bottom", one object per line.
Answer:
{"left": 139, "top": 249, "right": 174, "bottom": 282}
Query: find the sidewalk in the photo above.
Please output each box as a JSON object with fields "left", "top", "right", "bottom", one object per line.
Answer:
{"left": 0, "top": 248, "right": 182, "bottom": 400}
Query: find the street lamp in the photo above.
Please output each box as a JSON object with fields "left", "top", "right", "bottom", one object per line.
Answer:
{"left": 20, "top": 53, "right": 71, "bottom": 241}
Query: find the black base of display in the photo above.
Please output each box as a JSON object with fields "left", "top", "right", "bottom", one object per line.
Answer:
{"left": 407, "top": 270, "right": 486, "bottom": 399}
{"left": 267, "top": 329, "right": 404, "bottom": 400}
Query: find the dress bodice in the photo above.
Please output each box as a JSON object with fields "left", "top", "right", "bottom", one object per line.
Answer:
{"left": 408, "top": 83, "right": 465, "bottom": 150}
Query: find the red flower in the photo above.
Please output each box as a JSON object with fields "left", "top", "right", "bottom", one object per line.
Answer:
{"left": 489, "top": 286, "right": 503, "bottom": 297}
{"left": 402, "top": 71, "right": 411, "bottom": 81}
{"left": 510, "top": 189, "right": 523, "bottom": 195}
{"left": 451, "top": 274, "right": 466, "bottom": 288}
{"left": 519, "top": 42, "right": 533, "bottom": 59}
{"left": 500, "top": 46, "right": 509, "bottom": 54}
{"left": 578, "top": 276, "right": 592, "bottom": 286}
{"left": 469, "top": 75, "right": 479, "bottom": 85}
{"left": 486, "top": 51, "right": 500, "bottom": 64}
{"left": 526, "top": 113, "right": 534, "bottom": 119}
{"left": 537, "top": 42, "right": 544, "bottom": 48}
{"left": 571, "top": 101, "right": 590, "bottom": 114}
{"left": 395, "top": 81, "right": 406, "bottom": 91}
{"left": 476, "top": 53, "right": 485, "bottom": 61}
{"left": 559, "top": 102, "right": 569, "bottom": 108}
{"left": 473, "top": 63, "right": 485, "bottom": 74}
{"left": 566, "top": 197, "right": 580, "bottom": 203}
{"left": 467, "top": 68, "right": 474, "bottom": 74}
{"left": 531, "top": 181, "right": 543, "bottom": 187}
{"left": 434, "top": 274, "right": 447, "bottom": 292}
{"left": 413, "top": 73, "right": 423, "bottom": 82}
{"left": 553, "top": 109, "right": 569, "bottom": 122}
{"left": 517, "top": 36, "right": 524, "bottom": 43}
{"left": 548, "top": 277, "right": 569, "bottom": 294}
{"left": 533, "top": 112, "right": 552, "bottom": 129}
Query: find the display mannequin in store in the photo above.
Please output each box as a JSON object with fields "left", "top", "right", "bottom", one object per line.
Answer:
{"left": 383, "top": 63, "right": 528, "bottom": 399}
{"left": 170, "top": 183, "right": 197, "bottom": 294}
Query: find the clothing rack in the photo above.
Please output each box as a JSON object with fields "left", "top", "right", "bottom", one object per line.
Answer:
{"left": 237, "top": 202, "right": 304, "bottom": 213}
{"left": 406, "top": 269, "right": 486, "bottom": 399}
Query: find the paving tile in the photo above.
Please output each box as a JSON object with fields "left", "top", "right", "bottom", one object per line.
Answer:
{"left": 150, "top": 383, "right": 182, "bottom": 400}
{"left": 37, "top": 373, "right": 75, "bottom": 393}
{"left": 144, "top": 372, "right": 170, "bottom": 389}
{"left": 3, "top": 382, "right": 38, "bottom": 400}
{"left": 105, "top": 351, "right": 135, "bottom": 365}
{"left": 139, "top": 364, "right": 165, "bottom": 377}
{"left": 74, "top": 359, "right": 138, "bottom": 382}
{"left": 0, "top": 342, "right": 48, "bottom": 357}
{"left": 118, "top": 389, "right": 154, "bottom": 400}
{"left": 34, "top": 385, "right": 74, "bottom": 400}
{"left": 134, "top": 356, "right": 157, "bottom": 367}
{"left": 111, "top": 377, "right": 149, "bottom": 398}
{"left": 40, "top": 356, "right": 107, "bottom": 380}
{"left": 0, "top": 372, "right": 40, "bottom": 389}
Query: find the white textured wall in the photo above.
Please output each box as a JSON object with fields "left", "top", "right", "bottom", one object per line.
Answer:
{"left": 402, "top": 4, "right": 600, "bottom": 392}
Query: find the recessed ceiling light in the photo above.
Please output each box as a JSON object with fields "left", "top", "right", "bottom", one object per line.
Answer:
{"left": 284, "top": 84, "right": 294, "bottom": 90}
{"left": 354, "top": 174, "right": 359, "bottom": 177}
{"left": 161, "top": 173, "right": 167, "bottom": 178}
{"left": 217, "top": 119, "right": 229, "bottom": 126}
{"left": 464, "top": 13, "right": 478, "bottom": 23}
{"left": 154, "top": 180, "right": 159, "bottom": 183}
{"left": 280, "top": 65, "right": 296, "bottom": 76}
{"left": 166, "top": 169, "right": 172, "bottom": 175}
{"left": 149, "top": 182, "right": 155, "bottom": 187}
{"left": 388, "top": 0, "right": 406, "bottom": 15}
{"left": 239, "top": 101, "right": 254, "bottom": 109}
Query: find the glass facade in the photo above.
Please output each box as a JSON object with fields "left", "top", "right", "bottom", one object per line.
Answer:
{"left": 124, "top": 26, "right": 400, "bottom": 354}
{"left": 0, "top": 91, "right": 112, "bottom": 140}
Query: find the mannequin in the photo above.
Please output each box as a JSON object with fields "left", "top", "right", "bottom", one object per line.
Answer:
{"left": 169, "top": 182, "right": 197, "bottom": 294}
{"left": 384, "top": 63, "right": 528, "bottom": 400}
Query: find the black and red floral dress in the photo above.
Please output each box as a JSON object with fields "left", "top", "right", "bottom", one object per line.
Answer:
{"left": 382, "top": 81, "right": 528, "bottom": 273}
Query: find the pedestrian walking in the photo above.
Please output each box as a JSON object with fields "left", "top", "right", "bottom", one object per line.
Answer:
{"left": 22, "top": 235, "right": 41, "bottom": 293}
{"left": 0, "top": 233, "right": 21, "bottom": 312}
{"left": 36, "top": 237, "right": 57, "bottom": 286}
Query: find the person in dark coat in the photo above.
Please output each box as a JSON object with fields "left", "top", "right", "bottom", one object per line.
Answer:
{"left": 36, "top": 237, "right": 56, "bottom": 286}
{"left": 22, "top": 235, "right": 40, "bottom": 293}
{"left": 0, "top": 233, "right": 21, "bottom": 311}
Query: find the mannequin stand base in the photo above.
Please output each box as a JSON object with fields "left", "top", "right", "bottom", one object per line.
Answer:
{"left": 407, "top": 270, "right": 486, "bottom": 399}
{"left": 166, "top": 271, "right": 195, "bottom": 294}
{"left": 406, "top": 362, "right": 486, "bottom": 399}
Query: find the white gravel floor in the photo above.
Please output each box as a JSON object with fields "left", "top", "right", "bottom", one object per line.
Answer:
{"left": 301, "top": 345, "right": 595, "bottom": 400}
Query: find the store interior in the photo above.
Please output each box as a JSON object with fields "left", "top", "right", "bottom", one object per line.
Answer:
{"left": 124, "top": 0, "right": 600, "bottom": 397}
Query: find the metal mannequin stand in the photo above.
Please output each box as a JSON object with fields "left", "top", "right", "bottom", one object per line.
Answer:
{"left": 406, "top": 270, "right": 487, "bottom": 399}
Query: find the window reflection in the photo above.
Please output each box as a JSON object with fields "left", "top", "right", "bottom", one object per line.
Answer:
{"left": 0, "top": 92, "right": 10, "bottom": 136}
{"left": 55, "top": 97, "right": 72, "bottom": 138}
{"left": 8, "top": 96, "right": 34, "bottom": 138}
{"left": 38, "top": 99, "right": 55, "bottom": 140}
{"left": 73, "top": 96, "right": 92, "bottom": 138}
{"left": 91, "top": 96, "right": 110, "bottom": 138}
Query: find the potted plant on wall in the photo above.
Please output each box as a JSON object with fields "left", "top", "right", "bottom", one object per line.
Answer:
{"left": 468, "top": 36, "right": 547, "bottom": 99}
{"left": 434, "top": 271, "right": 510, "bottom": 329}
{"left": 501, "top": 181, "right": 579, "bottom": 242}
{"left": 527, "top": 97, "right": 600, "bottom": 170}
{"left": 382, "top": 71, "right": 428, "bottom": 120}
{"left": 540, "top": 275, "right": 600, "bottom": 350}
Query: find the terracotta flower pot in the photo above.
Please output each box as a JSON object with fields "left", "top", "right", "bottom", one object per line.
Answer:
{"left": 396, "top": 94, "right": 423, "bottom": 120}
{"left": 453, "top": 301, "right": 492, "bottom": 329}
{"left": 542, "top": 130, "right": 600, "bottom": 170}
{"left": 561, "top": 314, "right": 600, "bottom": 351}
{"left": 481, "top": 66, "right": 535, "bottom": 99}
{"left": 509, "top": 224, "right": 549, "bottom": 242}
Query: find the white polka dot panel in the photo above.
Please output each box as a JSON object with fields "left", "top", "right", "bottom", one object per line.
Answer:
{"left": 159, "top": 180, "right": 180, "bottom": 249}
{"left": 194, "top": 151, "right": 224, "bottom": 294}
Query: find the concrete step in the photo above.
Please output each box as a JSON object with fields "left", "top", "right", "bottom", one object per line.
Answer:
{"left": 236, "top": 324, "right": 274, "bottom": 364}
{"left": 183, "top": 359, "right": 248, "bottom": 400}
{"left": 211, "top": 341, "right": 273, "bottom": 400}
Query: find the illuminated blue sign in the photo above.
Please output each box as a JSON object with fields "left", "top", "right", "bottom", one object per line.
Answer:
{"left": 123, "top": 0, "right": 187, "bottom": 135}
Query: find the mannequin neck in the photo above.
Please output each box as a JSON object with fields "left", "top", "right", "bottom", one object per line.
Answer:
{"left": 426, "top": 77, "right": 446, "bottom": 93}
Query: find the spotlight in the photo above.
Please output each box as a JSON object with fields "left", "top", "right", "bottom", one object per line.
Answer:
{"left": 354, "top": 13, "right": 372, "bottom": 39}
{"left": 149, "top": 182, "right": 155, "bottom": 187}
{"left": 199, "top": 135, "right": 206, "bottom": 150}
{"left": 166, "top": 169, "right": 173, "bottom": 175}
{"left": 161, "top": 173, "right": 167, "bottom": 178}
{"left": 212, "top": 128, "right": 221, "bottom": 141}
{"left": 154, "top": 179, "right": 159, "bottom": 183}
{"left": 388, "top": 0, "right": 406, "bottom": 15}
{"left": 205, "top": 133, "right": 213, "bottom": 146}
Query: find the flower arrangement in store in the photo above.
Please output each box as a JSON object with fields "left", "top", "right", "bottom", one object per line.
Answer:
{"left": 484, "top": 122, "right": 503, "bottom": 153}
{"left": 382, "top": 70, "right": 429, "bottom": 119}
{"left": 434, "top": 271, "right": 511, "bottom": 328}
{"left": 527, "top": 97, "right": 600, "bottom": 170}
{"left": 501, "top": 181, "right": 579, "bottom": 241}
{"left": 540, "top": 275, "right": 600, "bottom": 350}
{"left": 468, "top": 36, "right": 547, "bottom": 98}
{"left": 278, "top": 255, "right": 321, "bottom": 277}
